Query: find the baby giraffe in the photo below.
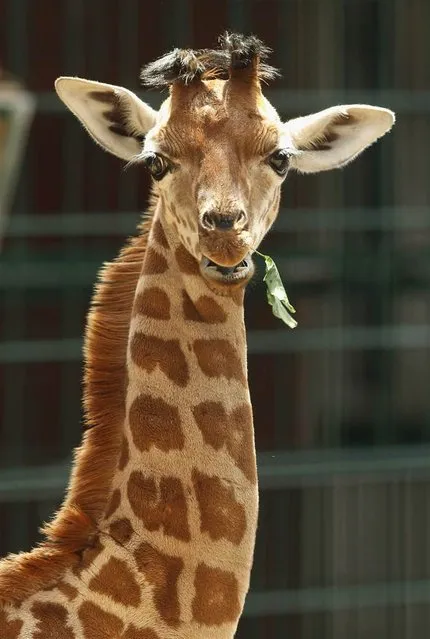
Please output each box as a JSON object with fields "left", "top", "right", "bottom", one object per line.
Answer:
{"left": 0, "top": 34, "right": 394, "bottom": 638}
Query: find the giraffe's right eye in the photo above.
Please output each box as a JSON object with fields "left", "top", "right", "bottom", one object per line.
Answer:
{"left": 142, "top": 153, "right": 170, "bottom": 180}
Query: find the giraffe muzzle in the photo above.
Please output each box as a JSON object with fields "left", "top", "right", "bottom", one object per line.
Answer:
{"left": 200, "top": 254, "right": 254, "bottom": 285}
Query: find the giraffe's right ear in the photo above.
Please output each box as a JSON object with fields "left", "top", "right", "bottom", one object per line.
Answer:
{"left": 55, "top": 77, "right": 158, "bottom": 161}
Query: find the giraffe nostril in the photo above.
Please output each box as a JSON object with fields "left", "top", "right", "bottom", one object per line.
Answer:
{"left": 201, "top": 212, "right": 216, "bottom": 231}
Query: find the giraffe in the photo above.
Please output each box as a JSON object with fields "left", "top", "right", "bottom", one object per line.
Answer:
{"left": 0, "top": 34, "right": 394, "bottom": 638}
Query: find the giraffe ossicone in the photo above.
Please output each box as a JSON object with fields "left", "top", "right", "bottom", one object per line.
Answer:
{"left": 0, "top": 33, "right": 394, "bottom": 638}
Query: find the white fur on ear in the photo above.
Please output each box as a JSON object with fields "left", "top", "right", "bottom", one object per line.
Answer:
{"left": 55, "top": 77, "right": 158, "bottom": 161}
{"left": 286, "top": 105, "right": 395, "bottom": 173}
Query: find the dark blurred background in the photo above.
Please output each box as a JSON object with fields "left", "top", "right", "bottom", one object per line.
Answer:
{"left": 1, "top": 0, "right": 430, "bottom": 637}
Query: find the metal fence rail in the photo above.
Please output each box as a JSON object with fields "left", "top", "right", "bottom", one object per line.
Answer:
{"left": 2, "top": 446, "right": 430, "bottom": 500}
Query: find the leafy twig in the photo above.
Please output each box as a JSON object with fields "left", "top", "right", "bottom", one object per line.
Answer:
{"left": 254, "top": 251, "right": 297, "bottom": 329}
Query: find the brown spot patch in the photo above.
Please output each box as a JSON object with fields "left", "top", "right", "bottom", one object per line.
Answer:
{"left": 182, "top": 291, "right": 227, "bottom": 324}
{"left": 193, "top": 339, "right": 245, "bottom": 384}
{"left": 105, "top": 488, "right": 121, "bottom": 519}
{"left": 118, "top": 435, "right": 130, "bottom": 471}
{"left": 133, "top": 287, "right": 171, "bottom": 320}
{"left": 129, "top": 394, "right": 184, "bottom": 452}
{"left": 193, "top": 470, "right": 246, "bottom": 544}
{"left": 89, "top": 557, "right": 141, "bottom": 607}
{"left": 0, "top": 608, "right": 23, "bottom": 639}
{"left": 109, "top": 518, "right": 133, "bottom": 545}
{"left": 192, "top": 563, "right": 241, "bottom": 625}
{"left": 32, "top": 602, "right": 74, "bottom": 638}
{"left": 131, "top": 334, "right": 189, "bottom": 387}
{"left": 57, "top": 582, "right": 78, "bottom": 601}
{"left": 152, "top": 219, "right": 169, "bottom": 249}
{"left": 73, "top": 538, "right": 104, "bottom": 578}
{"left": 124, "top": 627, "right": 161, "bottom": 639}
{"left": 128, "top": 472, "right": 190, "bottom": 541}
{"left": 134, "top": 542, "right": 183, "bottom": 627}
{"left": 78, "top": 601, "right": 123, "bottom": 639}
{"left": 142, "top": 247, "right": 168, "bottom": 275}
{"left": 193, "top": 401, "right": 256, "bottom": 483}
{"left": 175, "top": 245, "right": 200, "bottom": 275}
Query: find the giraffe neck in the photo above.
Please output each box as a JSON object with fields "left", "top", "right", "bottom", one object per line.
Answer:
{"left": 0, "top": 203, "right": 258, "bottom": 637}
{"left": 101, "top": 200, "right": 258, "bottom": 634}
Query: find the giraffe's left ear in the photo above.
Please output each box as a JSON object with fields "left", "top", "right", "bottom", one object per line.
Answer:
{"left": 55, "top": 77, "right": 158, "bottom": 161}
{"left": 286, "top": 105, "right": 395, "bottom": 174}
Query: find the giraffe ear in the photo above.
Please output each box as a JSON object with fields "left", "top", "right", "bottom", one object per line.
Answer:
{"left": 55, "top": 77, "right": 158, "bottom": 161}
{"left": 286, "top": 105, "right": 395, "bottom": 174}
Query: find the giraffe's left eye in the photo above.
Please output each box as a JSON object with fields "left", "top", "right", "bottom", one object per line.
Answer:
{"left": 268, "top": 150, "right": 290, "bottom": 176}
{"left": 143, "top": 153, "right": 170, "bottom": 180}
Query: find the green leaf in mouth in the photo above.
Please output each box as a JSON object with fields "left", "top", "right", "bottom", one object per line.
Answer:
{"left": 255, "top": 251, "right": 297, "bottom": 329}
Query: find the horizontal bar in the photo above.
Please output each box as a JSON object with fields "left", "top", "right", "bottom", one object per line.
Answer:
{"left": 6, "top": 212, "right": 141, "bottom": 236}
{"left": 244, "top": 579, "right": 430, "bottom": 616}
{"left": 6, "top": 207, "right": 430, "bottom": 237}
{"left": 274, "top": 206, "right": 430, "bottom": 232}
{"left": 247, "top": 325, "right": 430, "bottom": 353}
{"left": 0, "top": 263, "right": 99, "bottom": 287}
{"left": 258, "top": 446, "right": 430, "bottom": 488}
{"left": 37, "top": 89, "right": 430, "bottom": 114}
{"left": 2, "top": 445, "right": 430, "bottom": 501}
{"left": 1, "top": 325, "right": 430, "bottom": 363}
{"left": 0, "top": 338, "right": 82, "bottom": 363}
{"left": 1, "top": 257, "right": 429, "bottom": 289}
{"left": 0, "top": 463, "right": 70, "bottom": 502}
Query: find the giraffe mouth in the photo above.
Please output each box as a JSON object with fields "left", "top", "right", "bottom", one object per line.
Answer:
{"left": 200, "top": 254, "right": 253, "bottom": 284}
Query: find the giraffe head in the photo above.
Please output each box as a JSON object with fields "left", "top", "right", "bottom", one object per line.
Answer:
{"left": 55, "top": 33, "right": 394, "bottom": 288}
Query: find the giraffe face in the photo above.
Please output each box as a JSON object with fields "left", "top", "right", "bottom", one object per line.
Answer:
{"left": 141, "top": 80, "right": 287, "bottom": 284}
{"left": 55, "top": 34, "right": 395, "bottom": 288}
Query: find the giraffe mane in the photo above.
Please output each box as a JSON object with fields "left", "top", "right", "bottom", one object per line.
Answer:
{"left": 0, "top": 203, "right": 155, "bottom": 605}
{"left": 140, "top": 32, "right": 279, "bottom": 89}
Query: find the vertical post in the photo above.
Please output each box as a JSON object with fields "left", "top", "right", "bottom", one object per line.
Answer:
{"left": 60, "top": 0, "right": 85, "bottom": 456}
{"left": 2, "top": 0, "right": 30, "bottom": 553}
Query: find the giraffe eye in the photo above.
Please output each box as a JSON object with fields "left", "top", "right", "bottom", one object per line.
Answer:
{"left": 143, "top": 153, "right": 170, "bottom": 180}
{"left": 268, "top": 150, "right": 290, "bottom": 176}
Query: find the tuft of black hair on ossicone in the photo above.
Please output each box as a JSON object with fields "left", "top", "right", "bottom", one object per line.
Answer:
{"left": 218, "top": 32, "right": 280, "bottom": 81}
{"left": 141, "top": 49, "right": 204, "bottom": 89}
{"left": 219, "top": 32, "right": 270, "bottom": 65}
{"left": 140, "top": 33, "right": 279, "bottom": 90}
{"left": 141, "top": 48, "right": 230, "bottom": 89}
